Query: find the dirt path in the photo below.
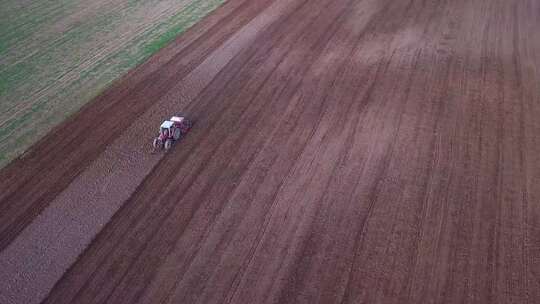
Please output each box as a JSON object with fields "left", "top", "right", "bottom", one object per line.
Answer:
{"left": 1, "top": 0, "right": 539, "bottom": 303}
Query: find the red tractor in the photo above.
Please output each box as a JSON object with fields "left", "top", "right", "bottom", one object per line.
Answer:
{"left": 153, "top": 116, "right": 193, "bottom": 150}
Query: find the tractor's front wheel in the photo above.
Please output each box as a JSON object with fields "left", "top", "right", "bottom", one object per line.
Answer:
{"left": 164, "top": 139, "right": 173, "bottom": 150}
{"left": 153, "top": 138, "right": 162, "bottom": 149}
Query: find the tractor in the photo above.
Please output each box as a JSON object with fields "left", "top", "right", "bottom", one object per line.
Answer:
{"left": 153, "top": 116, "right": 193, "bottom": 151}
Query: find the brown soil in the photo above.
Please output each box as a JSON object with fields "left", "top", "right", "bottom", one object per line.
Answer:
{"left": 1, "top": 0, "right": 539, "bottom": 303}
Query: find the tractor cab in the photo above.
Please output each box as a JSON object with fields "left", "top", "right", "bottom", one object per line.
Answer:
{"left": 160, "top": 121, "right": 174, "bottom": 137}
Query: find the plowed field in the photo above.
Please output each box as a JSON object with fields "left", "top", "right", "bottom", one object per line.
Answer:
{"left": 1, "top": 0, "right": 539, "bottom": 303}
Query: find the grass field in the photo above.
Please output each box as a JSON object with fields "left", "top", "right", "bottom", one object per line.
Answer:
{"left": 0, "top": 0, "right": 225, "bottom": 168}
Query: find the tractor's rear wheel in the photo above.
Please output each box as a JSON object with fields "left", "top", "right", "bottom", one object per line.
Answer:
{"left": 173, "top": 127, "right": 181, "bottom": 140}
{"left": 153, "top": 138, "right": 162, "bottom": 149}
{"left": 164, "top": 139, "right": 173, "bottom": 150}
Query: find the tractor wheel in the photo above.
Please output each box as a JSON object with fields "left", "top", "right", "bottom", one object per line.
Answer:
{"left": 153, "top": 138, "right": 162, "bottom": 149}
{"left": 173, "top": 127, "right": 181, "bottom": 140}
{"left": 164, "top": 139, "right": 173, "bottom": 150}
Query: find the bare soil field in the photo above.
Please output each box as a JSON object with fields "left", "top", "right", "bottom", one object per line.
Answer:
{"left": 1, "top": 0, "right": 540, "bottom": 303}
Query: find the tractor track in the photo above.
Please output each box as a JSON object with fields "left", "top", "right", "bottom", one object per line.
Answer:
{"left": 1, "top": 0, "right": 540, "bottom": 303}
